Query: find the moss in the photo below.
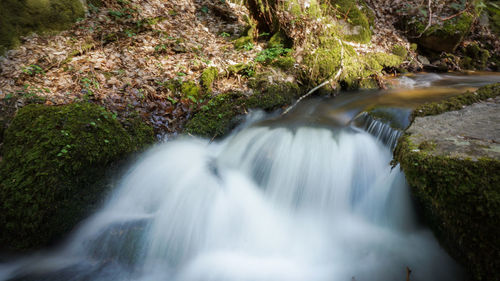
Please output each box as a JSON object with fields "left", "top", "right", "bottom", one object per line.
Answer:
{"left": 486, "top": 1, "right": 500, "bottom": 35}
{"left": 234, "top": 20, "right": 257, "bottom": 50}
{"left": 87, "top": 0, "right": 104, "bottom": 7}
{"left": 394, "top": 82, "right": 500, "bottom": 279}
{"left": 226, "top": 63, "right": 256, "bottom": 77}
{"left": 460, "top": 43, "right": 490, "bottom": 70}
{"left": 342, "top": 52, "right": 402, "bottom": 89}
{"left": 201, "top": 67, "right": 219, "bottom": 94}
{"left": 411, "top": 83, "right": 500, "bottom": 120}
{"left": 398, "top": 10, "right": 476, "bottom": 53}
{"left": 0, "top": 0, "right": 85, "bottom": 55}
{"left": 330, "top": 0, "right": 372, "bottom": 43}
{"left": 185, "top": 75, "right": 301, "bottom": 138}
{"left": 303, "top": 35, "right": 343, "bottom": 85}
{"left": 268, "top": 30, "right": 292, "bottom": 48}
{"left": 0, "top": 103, "right": 154, "bottom": 250}
{"left": 272, "top": 55, "right": 296, "bottom": 69}
{"left": 180, "top": 81, "right": 201, "bottom": 100}
{"left": 246, "top": 73, "right": 301, "bottom": 110}
{"left": 392, "top": 44, "right": 408, "bottom": 58}
{"left": 185, "top": 92, "right": 246, "bottom": 138}
{"left": 394, "top": 134, "right": 500, "bottom": 281}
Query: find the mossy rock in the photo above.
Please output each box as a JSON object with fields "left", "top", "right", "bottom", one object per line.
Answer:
{"left": 397, "top": 11, "right": 476, "bottom": 53}
{"left": 394, "top": 137, "right": 500, "bottom": 281}
{"left": 330, "top": 0, "right": 372, "bottom": 43}
{"left": 391, "top": 44, "right": 408, "bottom": 58}
{"left": 201, "top": 67, "right": 219, "bottom": 94}
{"left": 394, "top": 83, "right": 500, "bottom": 281}
{"left": 0, "top": 0, "right": 85, "bottom": 55}
{"left": 411, "top": 83, "right": 500, "bottom": 120}
{"left": 0, "top": 103, "right": 154, "bottom": 250}
{"left": 185, "top": 92, "right": 246, "bottom": 138}
{"left": 459, "top": 43, "right": 491, "bottom": 71}
{"left": 486, "top": 1, "right": 500, "bottom": 35}
{"left": 233, "top": 20, "right": 257, "bottom": 50}
{"left": 185, "top": 75, "right": 301, "bottom": 138}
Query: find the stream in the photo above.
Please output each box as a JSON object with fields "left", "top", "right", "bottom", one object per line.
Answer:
{"left": 1, "top": 72, "right": 500, "bottom": 281}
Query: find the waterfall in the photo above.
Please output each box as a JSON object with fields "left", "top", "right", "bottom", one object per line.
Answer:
{"left": 0, "top": 119, "right": 462, "bottom": 281}
{"left": 352, "top": 112, "right": 403, "bottom": 150}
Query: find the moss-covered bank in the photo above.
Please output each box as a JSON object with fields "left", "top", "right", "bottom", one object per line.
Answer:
{"left": 185, "top": 76, "right": 300, "bottom": 138}
{"left": 0, "top": 103, "right": 154, "bottom": 250}
{"left": 0, "top": 0, "right": 85, "bottom": 55}
{"left": 411, "top": 82, "right": 500, "bottom": 120}
{"left": 394, "top": 83, "right": 500, "bottom": 281}
{"left": 244, "top": 0, "right": 402, "bottom": 88}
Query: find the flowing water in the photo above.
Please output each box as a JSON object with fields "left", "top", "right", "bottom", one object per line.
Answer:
{"left": 1, "top": 73, "right": 500, "bottom": 281}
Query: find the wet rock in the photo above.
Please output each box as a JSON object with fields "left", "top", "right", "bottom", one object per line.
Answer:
{"left": 394, "top": 84, "right": 500, "bottom": 281}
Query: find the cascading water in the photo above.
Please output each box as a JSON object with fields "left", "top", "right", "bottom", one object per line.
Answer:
{"left": 0, "top": 121, "right": 462, "bottom": 281}
{"left": 4, "top": 73, "right": 500, "bottom": 281}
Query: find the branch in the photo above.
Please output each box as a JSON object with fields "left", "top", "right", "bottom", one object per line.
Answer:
{"left": 416, "top": 0, "right": 433, "bottom": 38}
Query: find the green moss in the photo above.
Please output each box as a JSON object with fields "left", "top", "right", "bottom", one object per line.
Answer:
{"left": 226, "top": 63, "right": 256, "bottom": 77}
{"left": 303, "top": 35, "right": 343, "bottom": 84}
{"left": 394, "top": 134, "right": 500, "bottom": 281}
{"left": 411, "top": 83, "right": 500, "bottom": 120}
{"left": 330, "top": 0, "right": 372, "bottom": 43}
{"left": 487, "top": 1, "right": 500, "bottom": 35}
{"left": 268, "top": 30, "right": 292, "bottom": 48}
{"left": 0, "top": 103, "right": 154, "bottom": 250}
{"left": 394, "top": 83, "right": 500, "bottom": 279}
{"left": 180, "top": 81, "right": 201, "bottom": 100}
{"left": 87, "top": 0, "right": 104, "bottom": 7}
{"left": 398, "top": 10, "right": 476, "bottom": 53}
{"left": 392, "top": 44, "right": 408, "bottom": 58}
{"left": 185, "top": 75, "right": 301, "bottom": 138}
{"left": 272, "top": 55, "right": 296, "bottom": 69}
{"left": 201, "top": 67, "right": 219, "bottom": 94}
{"left": 0, "top": 0, "right": 85, "bottom": 55}
{"left": 460, "top": 43, "right": 490, "bottom": 70}
{"left": 234, "top": 20, "right": 257, "bottom": 50}
{"left": 185, "top": 92, "right": 245, "bottom": 138}
{"left": 246, "top": 73, "right": 301, "bottom": 110}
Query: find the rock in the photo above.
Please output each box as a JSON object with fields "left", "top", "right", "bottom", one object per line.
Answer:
{"left": 397, "top": 11, "right": 477, "bottom": 53}
{"left": 0, "top": 103, "right": 154, "bottom": 250}
{"left": 394, "top": 83, "right": 500, "bottom": 281}
{"left": 0, "top": 0, "right": 85, "bottom": 54}
{"left": 417, "top": 55, "right": 430, "bottom": 65}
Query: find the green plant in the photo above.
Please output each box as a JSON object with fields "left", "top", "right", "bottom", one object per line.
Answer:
{"left": 22, "top": 64, "right": 44, "bottom": 76}
{"left": 220, "top": 32, "right": 231, "bottom": 37}
{"left": 124, "top": 29, "right": 136, "bottom": 37}
{"left": 255, "top": 45, "right": 291, "bottom": 64}
{"left": 80, "top": 76, "right": 100, "bottom": 98}
{"left": 154, "top": 44, "right": 168, "bottom": 53}
{"left": 243, "top": 42, "right": 254, "bottom": 51}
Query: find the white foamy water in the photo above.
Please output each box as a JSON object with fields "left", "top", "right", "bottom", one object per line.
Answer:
{"left": 0, "top": 122, "right": 463, "bottom": 281}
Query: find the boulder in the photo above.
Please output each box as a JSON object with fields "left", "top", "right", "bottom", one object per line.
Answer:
{"left": 0, "top": 102, "right": 154, "bottom": 250}
{"left": 394, "top": 83, "right": 500, "bottom": 281}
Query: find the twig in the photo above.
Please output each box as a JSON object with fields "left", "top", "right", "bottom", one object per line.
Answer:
{"left": 281, "top": 38, "right": 344, "bottom": 116}
{"left": 406, "top": 266, "right": 412, "bottom": 281}
{"left": 416, "top": 0, "right": 433, "bottom": 38}
{"left": 440, "top": 8, "right": 467, "bottom": 21}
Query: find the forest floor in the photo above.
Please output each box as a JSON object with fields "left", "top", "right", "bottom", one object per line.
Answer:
{"left": 0, "top": 0, "right": 417, "bottom": 137}
{"left": 0, "top": 0, "right": 497, "bottom": 137}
